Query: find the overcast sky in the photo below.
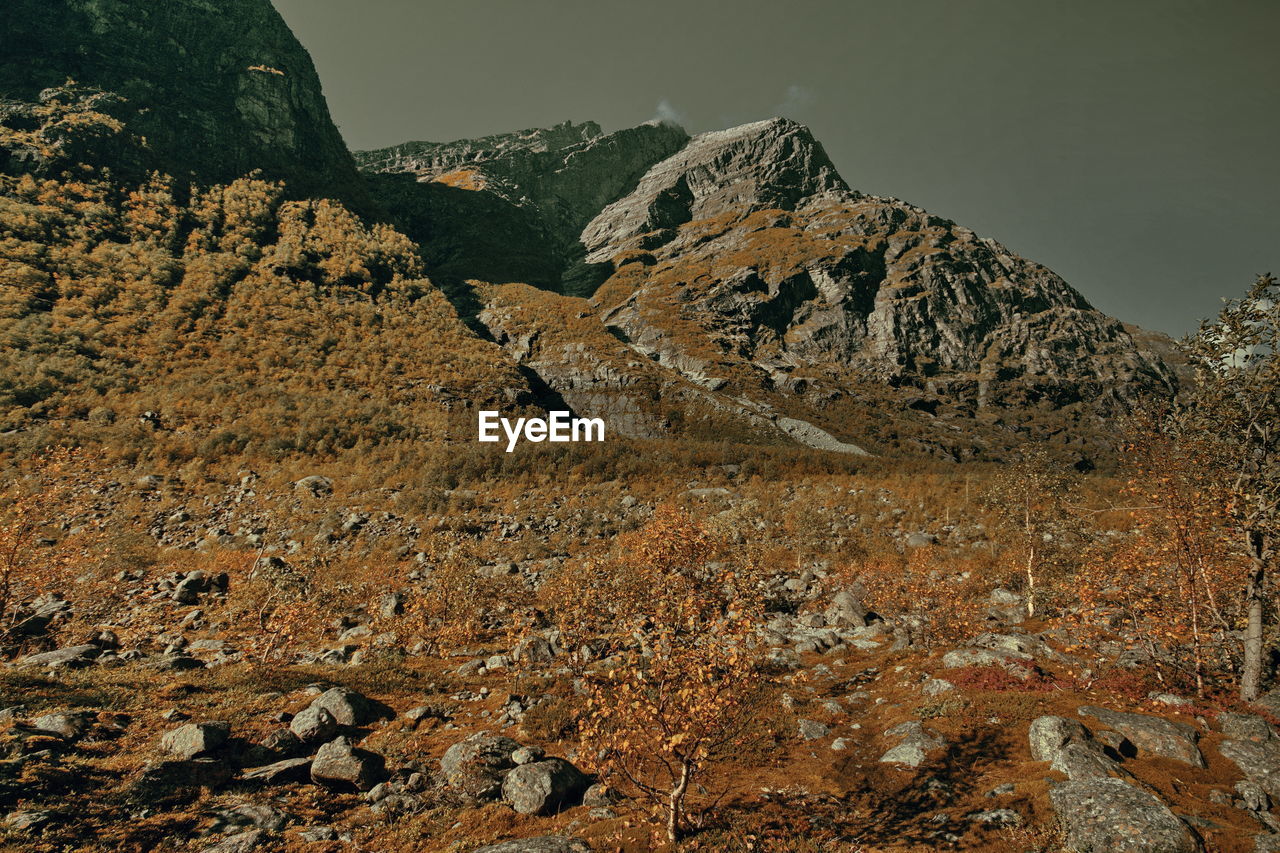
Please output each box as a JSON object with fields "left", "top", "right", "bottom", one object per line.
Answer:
{"left": 272, "top": 0, "right": 1278, "bottom": 336}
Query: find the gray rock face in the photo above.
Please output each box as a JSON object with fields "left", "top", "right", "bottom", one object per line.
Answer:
{"left": 1220, "top": 739, "right": 1280, "bottom": 799}
{"left": 500, "top": 758, "right": 590, "bottom": 815}
{"left": 310, "top": 737, "right": 385, "bottom": 791}
{"left": 357, "top": 120, "right": 690, "bottom": 295}
{"left": 1029, "top": 716, "right": 1093, "bottom": 763}
{"left": 1049, "top": 777, "right": 1200, "bottom": 852}
{"left": 1028, "top": 715, "right": 1126, "bottom": 781}
{"left": 580, "top": 118, "right": 848, "bottom": 265}
{"left": 0, "top": 0, "right": 363, "bottom": 202}
{"left": 1077, "top": 706, "right": 1206, "bottom": 768}
{"left": 440, "top": 732, "right": 521, "bottom": 800}
{"left": 161, "top": 722, "right": 230, "bottom": 760}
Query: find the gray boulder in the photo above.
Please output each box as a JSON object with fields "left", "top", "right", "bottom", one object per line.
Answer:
{"left": 501, "top": 758, "right": 590, "bottom": 815}
{"left": 824, "top": 586, "right": 868, "bottom": 628}
{"left": 290, "top": 704, "right": 338, "bottom": 744}
{"left": 161, "top": 721, "right": 230, "bottom": 760}
{"left": 1029, "top": 715, "right": 1092, "bottom": 763}
{"left": 19, "top": 644, "right": 100, "bottom": 669}
{"left": 309, "top": 687, "right": 378, "bottom": 727}
{"left": 1049, "top": 777, "right": 1199, "bottom": 852}
{"left": 1078, "top": 706, "right": 1205, "bottom": 768}
{"left": 30, "top": 711, "right": 95, "bottom": 741}
{"left": 441, "top": 731, "right": 521, "bottom": 800}
{"left": 310, "top": 737, "right": 385, "bottom": 791}
{"left": 879, "top": 720, "right": 946, "bottom": 767}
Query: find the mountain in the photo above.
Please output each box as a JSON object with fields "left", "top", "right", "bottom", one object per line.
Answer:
{"left": 357, "top": 118, "right": 1177, "bottom": 460}
{"left": 0, "top": 0, "right": 364, "bottom": 204}
{"left": 0, "top": 0, "right": 1178, "bottom": 465}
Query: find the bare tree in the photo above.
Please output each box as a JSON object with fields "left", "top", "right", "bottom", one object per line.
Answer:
{"left": 1178, "top": 274, "right": 1280, "bottom": 701}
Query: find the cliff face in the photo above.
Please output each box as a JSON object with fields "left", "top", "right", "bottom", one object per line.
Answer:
{"left": 360, "top": 117, "right": 1176, "bottom": 458}
{"left": 0, "top": 0, "right": 362, "bottom": 202}
{"left": 357, "top": 121, "right": 690, "bottom": 295}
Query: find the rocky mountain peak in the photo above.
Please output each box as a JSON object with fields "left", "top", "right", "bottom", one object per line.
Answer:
{"left": 581, "top": 117, "right": 851, "bottom": 264}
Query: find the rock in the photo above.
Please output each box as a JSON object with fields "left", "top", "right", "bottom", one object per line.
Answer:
{"left": 295, "top": 476, "right": 334, "bottom": 497}
{"left": 1029, "top": 716, "right": 1093, "bottom": 763}
{"left": 290, "top": 705, "right": 338, "bottom": 744}
{"left": 511, "top": 746, "right": 545, "bottom": 765}
{"left": 879, "top": 720, "right": 946, "bottom": 767}
{"left": 471, "top": 838, "right": 592, "bottom": 853}
{"left": 5, "top": 809, "right": 56, "bottom": 832}
{"left": 940, "top": 646, "right": 1034, "bottom": 678}
{"left": 18, "top": 644, "right": 100, "bottom": 669}
{"left": 798, "top": 719, "right": 830, "bottom": 740}
{"left": 824, "top": 586, "right": 869, "bottom": 628}
{"left": 1220, "top": 739, "right": 1280, "bottom": 799}
{"left": 968, "top": 809, "right": 1022, "bottom": 826}
{"left": 513, "top": 634, "right": 558, "bottom": 664}
{"left": 1077, "top": 706, "right": 1205, "bottom": 768}
{"left": 297, "top": 826, "right": 338, "bottom": 842}
{"left": 1238, "top": 780, "right": 1271, "bottom": 812}
{"left": 440, "top": 731, "right": 521, "bottom": 800}
{"left": 161, "top": 721, "right": 230, "bottom": 760}
{"left": 30, "top": 711, "right": 95, "bottom": 740}
{"left": 211, "top": 803, "right": 289, "bottom": 833}
{"left": 309, "top": 737, "right": 385, "bottom": 791}
{"left": 905, "top": 532, "right": 937, "bottom": 548}
{"left": 242, "top": 757, "right": 312, "bottom": 786}
{"left": 199, "top": 830, "right": 263, "bottom": 853}
{"left": 308, "top": 686, "right": 379, "bottom": 727}
{"left": 133, "top": 758, "right": 235, "bottom": 794}
{"left": 921, "top": 678, "right": 954, "bottom": 696}
{"left": 1221, "top": 713, "right": 1277, "bottom": 743}
{"left": 582, "top": 783, "right": 617, "bottom": 807}
{"left": 501, "top": 757, "right": 590, "bottom": 815}
{"left": 1049, "top": 777, "right": 1199, "bottom": 852}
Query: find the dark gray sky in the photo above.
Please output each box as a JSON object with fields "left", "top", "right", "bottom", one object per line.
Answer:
{"left": 272, "top": 0, "right": 1278, "bottom": 336}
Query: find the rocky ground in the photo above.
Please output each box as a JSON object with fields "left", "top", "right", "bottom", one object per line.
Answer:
{"left": 3, "top": 466, "right": 1280, "bottom": 853}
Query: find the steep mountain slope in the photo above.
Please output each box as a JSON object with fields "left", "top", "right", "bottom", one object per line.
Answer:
{"left": 0, "top": 0, "right": 364, "bottom": 204}
{"left": 359, "top": 118, "right": 1177, "bottom": 459}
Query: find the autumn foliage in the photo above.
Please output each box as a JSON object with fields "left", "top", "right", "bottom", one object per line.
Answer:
{"left": 542, "top": 506, "right": 768, "bottom": 842}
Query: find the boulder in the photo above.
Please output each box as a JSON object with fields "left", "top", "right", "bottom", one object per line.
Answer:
{"left": 824, "top": 586, "right": 868, "bottom": 628}
{"left": 161, "top": 722, "right": 230, "bottom": 760}
{"left": 440, "top": 731, "right": 521, "bottom": 800}
{"left": 294, "top": 475, "right": 333, "bottom": 497}
{"left": 879, "top": 720, "right": 946, "bottom": 767}
{"left": 1049, "top": 777, "right": 1199, "bottom": 852}
{"left": 1078, "top": 707, "right": 1205, "bottom": 768}
{"left": 308, "top": 687, "right": 380, "bottom": 727}
{"left": 19, "top": 644, "right": 100, "bottom": 669}
{"left": 30, "top": 711, "right": 95, "bottom": 741}
{"left": 501, "top": 758, "right": 590, "bottom": 815}
{"left": 310, "top": 737, "right": 385, "bottom": 791}
{"left": 290, "top": 704, "right": 338, "bottom": 744}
